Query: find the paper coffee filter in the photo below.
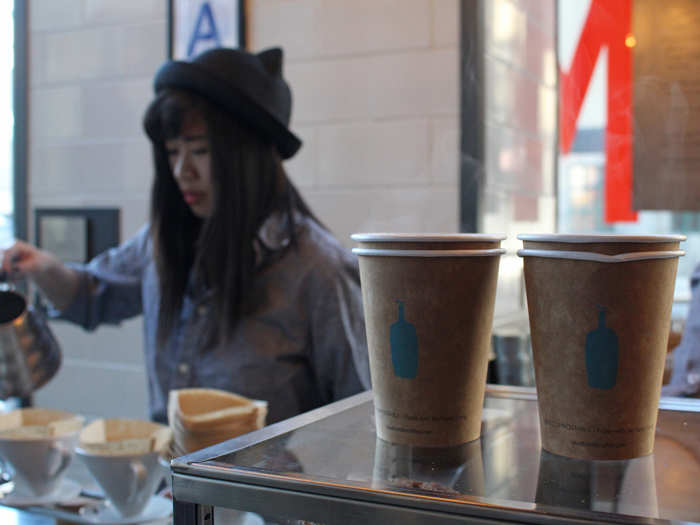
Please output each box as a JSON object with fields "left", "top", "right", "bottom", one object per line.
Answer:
{"left": 80, "top": 418, "right": 172, "bottom": 456}
{"left": 254, "top": 400, "right": 267, "bottom": 428}
{"left": 180, "top": 404, "right": 256, "bottom": 428}
{"left": 169, "top": 411, "right": 257, "bottom": 439}
{"left": 168, "top": 388, "right": 267, "bottom": 455}
{"left": 178, "top": 408, "right": 264, "bottom": 434}
{"left": 169, "top": 388, "right": 267, "bottom": 429}
{"left": 0, "top": 408, "right": 84, "bottom": 439}
{"left": 175, "top": 388, "right": 253, "bottom": 413}
{"left": 151, "top": 425, "right": 173, "bottom": 453}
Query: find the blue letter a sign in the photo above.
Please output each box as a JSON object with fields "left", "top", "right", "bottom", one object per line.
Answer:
{"left": 187, "top": 2, "right": 221, "bottom": 57}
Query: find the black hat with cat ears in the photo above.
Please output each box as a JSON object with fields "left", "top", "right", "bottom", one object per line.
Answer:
{"left": 153, "top": 47, "right": 302, "bottom": 159}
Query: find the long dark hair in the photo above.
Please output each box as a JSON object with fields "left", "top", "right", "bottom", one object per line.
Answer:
{"left": 143, "top": 89, "right": 317, "bottom": 348}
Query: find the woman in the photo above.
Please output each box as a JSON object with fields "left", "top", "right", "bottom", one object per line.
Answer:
{"left": 2, "top": 47, "right": 370, "bottom": 424}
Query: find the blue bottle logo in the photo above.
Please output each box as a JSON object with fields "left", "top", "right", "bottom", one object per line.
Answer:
{"left": 585, "top": 306, "right": 618, "bottom": 389}
{"left": 389, "top": 300, "right": 419, "bottom": 379}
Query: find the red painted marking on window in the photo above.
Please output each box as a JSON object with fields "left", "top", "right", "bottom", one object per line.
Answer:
{"left": 559, "top": 0, "right": 637, "bottom": 222}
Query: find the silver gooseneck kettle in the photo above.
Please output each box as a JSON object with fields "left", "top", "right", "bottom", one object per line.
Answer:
{"left": 0, "top": 273, "right": 61, "bottom": 399}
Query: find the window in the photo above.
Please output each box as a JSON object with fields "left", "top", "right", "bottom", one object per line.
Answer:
{"left": 0, "top": 1, "right": 14, "bottom": 247}
{"left": 558, "top": 0, "right": 699, "bottom": 318}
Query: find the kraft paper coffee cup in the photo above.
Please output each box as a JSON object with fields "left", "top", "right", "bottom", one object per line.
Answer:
{"left": 518, "top": 248, "right": 683, "bottom": 460}
{"left": 351, "top": 233, "right": 505, "bottom": 251}
{"left": 518, "top": 233, "right": 685, "bottom": 255}
{"left": 353, "top": 247, "right": 504, "bottom": 447}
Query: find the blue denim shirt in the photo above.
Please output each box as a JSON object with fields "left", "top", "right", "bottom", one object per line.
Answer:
{"left": 57, "top": 214, "right": 371, "bottom": 423}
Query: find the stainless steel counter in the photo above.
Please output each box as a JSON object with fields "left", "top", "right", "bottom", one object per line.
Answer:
{"left": 171, "top": 386, "right": 700, "bottom": 524}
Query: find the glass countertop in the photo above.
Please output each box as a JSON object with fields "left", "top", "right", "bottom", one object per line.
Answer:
{"left": 173, "top": 388, "right": 700, "bottom": 524}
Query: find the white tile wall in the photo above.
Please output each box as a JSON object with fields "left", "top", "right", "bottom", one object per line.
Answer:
{"left": 305, "top": 187, "right": 459, "bottom": 247}
{"left": 287, "top": 48, "right": 458, "bottom": 124}
{"left": 251, "top": 0, "right": 433, "bottom": 59}
{"left": 316, "top": 119, "right": 430, "bottom": 187}
{"left": 284, "top": 125, "right": 317, "bottom": 188}
{"left": 30, "top": 0, "right": 84, "bottom": 32}
{"left": 430, "top": 117, "right": 460, "bottom": 184}
{"left": 83, "top": 0, "right": 165, "bottom": 24}
{"left": 44, "top": 29, "right": 114, "bottom": 82}
{"left": 261, "top": 0, "right": 462, "bottom": 251}
{"left": 81, "top": 79, "right": 154, "bottom": 139}
{"left": 30, "top": 140, "right": 151, "bottom": 197}
{"left": 287, "top": 57, "right": 374, "bottom": 123}
{"left": 39, "top": 23, "right": 166, "bottom": 84}
{"left": 367, "top": 49, "right": 459, "bottom": 118}
{"left": 30, "top": 86, "right": 83, "bottom": 141}
{"left": 249, "top": 2, "right": 316, "bottom": 59}
{"left": 29, "top": 33, "right": 47, "bottom": 86}
{"left": 312, "top": 0, "right": 432, "bottom": 56}
{"left": 432, "top": 0, "right": 460, "bottom": 47}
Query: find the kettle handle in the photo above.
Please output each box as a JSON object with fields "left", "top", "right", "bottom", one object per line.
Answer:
{"left": 0, "top": 250, "right": 28, "bottom": 290}
{"left": 0, "top": 270, "right": 19, "bottom": 293}
{"left": 0, "top": 269, "right": 35, "bottom": 305}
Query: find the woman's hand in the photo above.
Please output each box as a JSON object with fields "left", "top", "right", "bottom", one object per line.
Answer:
{"left": 1, "top": 241, "right": 81, "bottom": 311}
{"left": 2, "top": 240, "right": 59, "bottom": 280}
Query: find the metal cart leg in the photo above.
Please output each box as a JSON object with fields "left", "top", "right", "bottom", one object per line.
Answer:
{"left": 173, "top": 498, "right": 214, "bottom": 525}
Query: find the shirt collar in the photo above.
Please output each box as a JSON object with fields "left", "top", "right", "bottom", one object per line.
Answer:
{"left": 187, "top": 211, "right": 297, "bottom": 298}
{"left": 255, "top": 210, "right": 293, "bottom": 254}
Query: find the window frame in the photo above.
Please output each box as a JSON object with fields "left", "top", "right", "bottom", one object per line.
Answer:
{"left": 13, "top": 0, "right": 27, "bottom": 242}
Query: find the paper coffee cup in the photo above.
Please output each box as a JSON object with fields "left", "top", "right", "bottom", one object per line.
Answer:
{"left": 518, "top": 233, "right": 685, "bottom": 254}
{"left": 519, "top": 248, "right": 683, "bottom": 460}
{"left": 351, "top": 233, "right": 505, "bottom": 251}
{"left": 354, "top": 247, "right": 504, "bottom": 447}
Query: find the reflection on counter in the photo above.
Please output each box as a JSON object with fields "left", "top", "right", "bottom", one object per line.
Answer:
{"left": 371, "top": 437, "right": 484, "bottom": 497}
{"left": 536, "top": 450, "right": 658, "bottom": 518}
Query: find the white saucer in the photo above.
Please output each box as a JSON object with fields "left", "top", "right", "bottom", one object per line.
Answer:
{"left": 77, "top": 494, "right": 172, "bottom": 524}
{"left": 1, "top": 478, "right": 82, "bottom": 506}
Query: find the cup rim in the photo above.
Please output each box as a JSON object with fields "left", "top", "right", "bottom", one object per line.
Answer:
{"left": 75, "top": 446, "right": 160, "bottom": 459}
{"left": 352, "top": 248, "right": 506, "bottom": 257}
{"left": 517, "top": 249, "right": 685, "bottom": 263}
{"left": 517, "top": 233, "right": 686, "bottom": 243}
{"left": 351, "top": 233, "right": 506, "bottom": 242}
{"left": 0, "top": 430, "right": 80, "bottom": 442}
